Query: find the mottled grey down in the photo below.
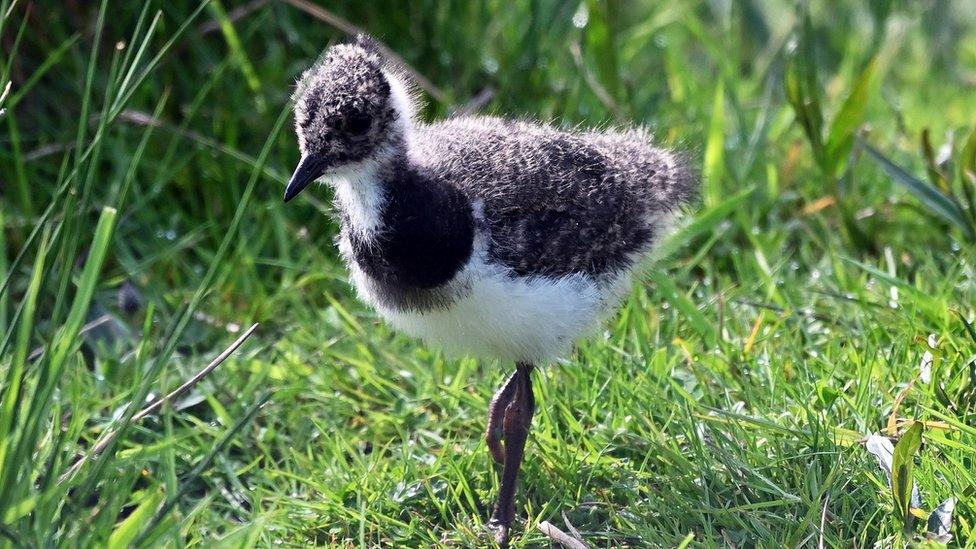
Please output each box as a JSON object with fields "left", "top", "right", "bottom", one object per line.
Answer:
{"left": 290, "top": 35, "right": 697, "bottom": 304}
{"left": 410, "top": 116, "right": 696, "bottom": 279}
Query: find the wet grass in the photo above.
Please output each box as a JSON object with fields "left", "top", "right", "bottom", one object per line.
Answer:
{"left": 2, "top": 0, "right": 976, "bottom": 546}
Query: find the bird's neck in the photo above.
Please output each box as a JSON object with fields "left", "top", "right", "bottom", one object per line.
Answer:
{"left": 332, "top": 69, "right": 421, "bottom": 241}
{"left": 331, "top": 159, "right": 394, "bottom": 240}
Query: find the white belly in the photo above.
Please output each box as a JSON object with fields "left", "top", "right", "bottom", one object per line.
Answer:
{"left": 335, "top": 196, "right": 641, "bottom": 364}
{"left": 357, "top": 255, "right": 629, "bottom": 364}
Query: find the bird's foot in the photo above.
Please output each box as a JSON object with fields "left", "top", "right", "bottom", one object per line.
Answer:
{"left": 487, "top": 517, "right": 511, "bottom": 546}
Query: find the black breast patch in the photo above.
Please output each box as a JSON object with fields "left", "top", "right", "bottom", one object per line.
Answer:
{"left": 349, "top": 169, "right": 474, "bottom": 307}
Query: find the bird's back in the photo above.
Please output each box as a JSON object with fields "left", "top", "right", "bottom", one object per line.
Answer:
{"left": 411, "top": 116, "right": 696, "bottom": 280}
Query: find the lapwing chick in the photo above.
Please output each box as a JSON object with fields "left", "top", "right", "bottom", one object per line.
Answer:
{"left": 284, "top": 35, "right": 696, "bottom": 545}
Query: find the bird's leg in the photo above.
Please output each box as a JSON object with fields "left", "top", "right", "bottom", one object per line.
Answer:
{"left": 488, "top": 362, "right": 535, "bottom": 545}
{"left": 485, "top": 370, "right": 519, "bottom": 465}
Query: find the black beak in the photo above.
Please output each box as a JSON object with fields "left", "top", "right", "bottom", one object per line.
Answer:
{"left": 283, "top": 154, "right": 325, "bottom": 203}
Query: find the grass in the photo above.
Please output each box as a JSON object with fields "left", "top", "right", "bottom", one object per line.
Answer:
{"left": 2, "top": 0, "right": 976, "bottom": 546}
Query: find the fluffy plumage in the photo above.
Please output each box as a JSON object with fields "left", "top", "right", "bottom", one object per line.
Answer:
{"left": 288, "top": 37, "right": 696, "bottom": 363}
{"left": 412, "top": 117, "right": 695, "bottom": 279}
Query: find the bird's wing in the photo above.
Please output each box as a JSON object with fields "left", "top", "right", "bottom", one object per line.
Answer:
{"left": 413, "top": 116, "right": 696, "bottom": 279}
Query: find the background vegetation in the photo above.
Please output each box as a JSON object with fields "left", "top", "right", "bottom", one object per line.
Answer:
{"left": 2, "top": 0, "right": 976, "bottom": 546}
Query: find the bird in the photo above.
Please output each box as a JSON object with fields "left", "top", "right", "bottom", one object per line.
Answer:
{"left": 283, "top": 34, "right": 697, "bottom": 545}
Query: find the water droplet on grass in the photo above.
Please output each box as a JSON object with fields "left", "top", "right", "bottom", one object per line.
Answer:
{"left": 572, "top": 3, "right": 589, "bottom": 28}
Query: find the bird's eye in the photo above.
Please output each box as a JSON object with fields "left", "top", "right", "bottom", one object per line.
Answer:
{"left": 343, "top": 111, "right": 373, "bottom": 136}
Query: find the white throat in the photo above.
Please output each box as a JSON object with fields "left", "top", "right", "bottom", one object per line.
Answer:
{"left": 329, "top": 162, "right": 386, "bottom": 242}
{"left": 324, "top": 70, "right": 419, "bottom": 243}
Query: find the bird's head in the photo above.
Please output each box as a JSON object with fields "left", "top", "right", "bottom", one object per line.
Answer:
{"left": 284, "top": 35, "right": 407, "bottom": 202}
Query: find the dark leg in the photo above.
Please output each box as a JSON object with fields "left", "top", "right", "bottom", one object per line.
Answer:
{"left": 486, "top": 370, "right": 519, "bottom": 465}
{"left": 488, "top": 362, "right": 535, "bottom": 545}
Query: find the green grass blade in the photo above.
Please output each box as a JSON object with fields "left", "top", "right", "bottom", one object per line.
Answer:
{"left": 0, "top": 228, "right": 49, "bottom": 517}
{"left": 0, "top": 1, "right": 28, "bottom": 89}
{"left": 107, "top": 488, "right": 164, "bottom": 549}
{"left": 49, "top": 207, "right": 118, "bottom": 367}
{"left": 825, "top": 58, "right": 878, "bottom": 177}
{"left": 583, "top": 0, "right": 623, "bottom": 110}
{"left": 654, "top": 186, "right": 754, "bottom": 261}
{"left": 703, "top": 80, "right": 726, "bottom": 206}
{"left": 4, "top": 34, "right": 80, "bottom": 112}
{"left": 891, "top": 421, "right": 923, "bottom": 533}
{"left": 920, "top": 129, "right": 951, "bottom": 193}
{"left": 208, "top": 0, "right": 262, "bottom": 95}
{"left": 0, "top": 0, "right": 13, "bottom": 42}
{"left": 798, "top": 10, "right": 824, "bottom": 143}
{"left": 0, "top": 206, "right": 8, "bottom": 337}
{"left": 110, "top": 9, "right": 162, "bottom": 114}
{"left": 107, "top": 1, "right": 210, "bottom": 122}
{"left": 860, "top": 139, "right": 974, "bottom": 239}
{"left": 648, "top": 269, "right": 716, "bottom": 345}
{"left": 960, "top": 124, "right": 976, "bottom": 184}
{"left": 0, "top": 209, "right": 118, "bottom": 510}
